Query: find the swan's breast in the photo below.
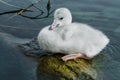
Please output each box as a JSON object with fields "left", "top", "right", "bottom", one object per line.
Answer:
{"left": 37, "top": 26, "right": 61, "bottom": 52}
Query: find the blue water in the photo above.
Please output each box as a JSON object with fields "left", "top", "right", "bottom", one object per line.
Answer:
{"left": 0, "top": 0, "right": 120, "bottom": 80}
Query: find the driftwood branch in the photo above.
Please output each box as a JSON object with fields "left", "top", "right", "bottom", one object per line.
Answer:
{"left": 0, "top": 0, "right": 54, "bottom": 19}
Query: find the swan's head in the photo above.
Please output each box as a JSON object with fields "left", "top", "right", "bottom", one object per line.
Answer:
{"left": 50, "top": 8, "right": 72, "bottom": 30}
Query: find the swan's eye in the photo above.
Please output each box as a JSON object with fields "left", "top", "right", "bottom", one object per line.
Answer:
{"left": 59, "top": 17, "right": 63, "bottom": 20}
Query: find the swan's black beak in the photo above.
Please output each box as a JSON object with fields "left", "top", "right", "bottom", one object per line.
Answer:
{"left": 49, "top": 24, "right": 59, "bottom": 31}
{"left": 49, "top": 26, "right": 53, "bottom": 30}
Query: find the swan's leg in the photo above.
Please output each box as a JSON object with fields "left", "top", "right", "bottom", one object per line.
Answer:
{"left": 61, "top": 53, "right": 92, "bottom": 61}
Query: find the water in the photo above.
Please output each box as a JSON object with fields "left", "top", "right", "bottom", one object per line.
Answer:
{"left": 0, "top": 0, "right": 120, "bottom": 80}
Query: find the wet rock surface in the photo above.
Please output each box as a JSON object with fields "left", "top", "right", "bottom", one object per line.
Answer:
{"left": 37, "top": 55, "right": 97, "bottom": 80}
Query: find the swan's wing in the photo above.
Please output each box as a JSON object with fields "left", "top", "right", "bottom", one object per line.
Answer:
{"left": 62, "top": 30, "right": 74, "bottom": 40}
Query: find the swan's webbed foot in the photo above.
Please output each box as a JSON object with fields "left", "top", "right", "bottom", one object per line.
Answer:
{"left": 61, "top": 53, "right": 92, "bottom": 61}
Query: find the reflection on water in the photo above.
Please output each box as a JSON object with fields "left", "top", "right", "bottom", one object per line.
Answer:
{"left": 0, "top": 0, "right": 120, "bottom": 80}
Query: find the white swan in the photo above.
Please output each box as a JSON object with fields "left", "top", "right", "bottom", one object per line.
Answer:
{"left": 37, "top": 8, "right": 109, "bottom": 61}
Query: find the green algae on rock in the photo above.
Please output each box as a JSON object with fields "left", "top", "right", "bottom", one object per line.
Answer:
{"left": 37, "top": 54, "right": 97, "bottom": 80}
